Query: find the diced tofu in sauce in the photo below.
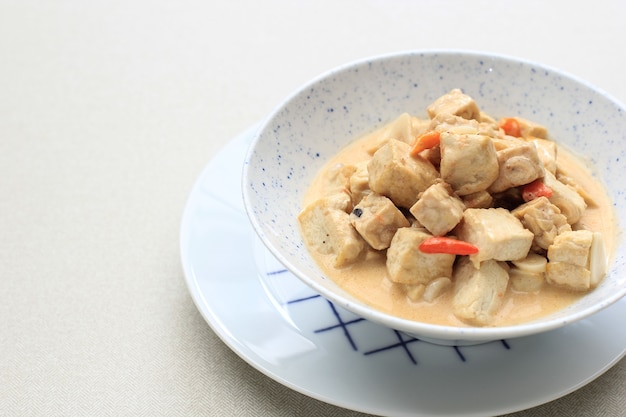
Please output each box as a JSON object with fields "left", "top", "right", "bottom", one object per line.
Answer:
{"left": 349, "top": 193, "right": 410, "bottom": 250}
{"left": 409, "top": 181, "right": 465, "bottom": 236}
{"left": 368, "top": 139, "right": 439, "bottom": 208}
{"left": 298, "top": 198, "right": 366, "bottom": 267}
{"left": 488, "top": 142, "right": 545, "bottom": 193}
{"left": 298, "top": 89, "right": 613, "bottom": 327}
{"left": 427, "top": 88, "right": 481, "bottom": 121}
{"left": 386, "top": 228, "right": 456, "bottom": 285}
{"left": 439, "top": 132, "right": 499, "bottom": 196}
{"left": 512, "top": 196, "right": 571, "bottom": 250}
{"left": 453, "top": 258, "right": 509, "bottom": 326}
{"left": 457, "top": 208, "right": 534, "bottom": 267}
{"left": 545, "top": 230, "right": 597, "bottom": 291}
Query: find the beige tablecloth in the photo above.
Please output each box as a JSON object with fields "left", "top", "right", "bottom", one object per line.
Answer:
{"left": 1, "top": 1, "right": 624, "bottom": 416}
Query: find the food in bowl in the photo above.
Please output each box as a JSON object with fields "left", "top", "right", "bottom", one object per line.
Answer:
{"left": 243, "top": 51, "right": 626, "bottom": 343}
{"left": 298, "top": 89, "right": 616, "bottom": 327}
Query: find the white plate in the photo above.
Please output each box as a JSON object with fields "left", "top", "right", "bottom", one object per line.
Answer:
{"left": 180, "top": 126, "right": 626, "bottom": 417}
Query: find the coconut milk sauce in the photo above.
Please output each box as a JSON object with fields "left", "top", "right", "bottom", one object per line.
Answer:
{"left": 302, "top": 130, "right": 618, "bottom": 327}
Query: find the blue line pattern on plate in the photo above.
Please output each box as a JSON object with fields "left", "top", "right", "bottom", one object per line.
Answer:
{"left": 273, "top": 268, "right": 512, "bottom": 365}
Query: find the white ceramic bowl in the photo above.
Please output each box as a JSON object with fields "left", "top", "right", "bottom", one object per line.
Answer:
{"left": 242, "top": 50, "right": 626, "bottom": 345}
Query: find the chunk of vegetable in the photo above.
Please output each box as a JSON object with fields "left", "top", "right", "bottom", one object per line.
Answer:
{"left": 499, "top": 117, "right": 521, "bottom": 137}
{"left": 410, "top": 131, "right": 441, "bottom": 157}
{"left": 590, "top": 232, "right": 608, "bottom": 287}
{"left": 510, "top": 253, "right": 547, "bottom": 292}
{"left": 511, "top": 253, "right": 548, "bottom": 274}
{"left": 522, "top": 179, "right": 553, "bottom": 202}
{"left": 418, "top": 236, "right": 479, "bottom": 255}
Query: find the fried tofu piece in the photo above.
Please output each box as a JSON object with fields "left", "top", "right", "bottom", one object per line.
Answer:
{"left": 409, "top": 181, "right": 465, "bottom": 236}
{"left": 545, "top": 230, "right": 594, "bottom": 291}
{"left": 457, "top": 208, "right": 534, "bottom": 267}
{"left": 452, "top": 258, "right": 509, "bottom": 326}
{"left": 531, "top": 138, "right": 557, "bottom": 175}
{"left": 548, "top": 230, "right": 593, "bottom": 267}
{"left": 439, "top": 132, "right": 499, "bottom": 196}
{"left": 429, "top": 113, "right": 479, "bottom": 132}
{"left": 512, "top": 196, "right": 571, "bottom": 250}
{"left": 427, "top": 89, "right": 481, "bottom": 121}
{"left": 298, "top": 198, "right": 366, "bottom": 267}
{"left": 349, "top": 193, "right": 410, "bottom": 250}
{"left": 488, "top": 142, "right": 545, "bottom": 193}
{"left": 429, "top": 113, "right": 500, "bottom": 138}
{"left": 368, "top": 139, "right": 439, "bottom": 208}
{"left": 543, "top": 171, "right": 587, "bottom": 225}
{"left": 545, "top": 262, "right": 591, "bottom": 292}
{"left": 386, "top": 228, "right": 455, "bottom": 285}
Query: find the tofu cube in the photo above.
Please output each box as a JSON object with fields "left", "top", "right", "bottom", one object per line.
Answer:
{"left": 545, "top": 262, "right": 591, "bottom": 291}
{"left": 386, "top": 228, "right": 455, "bottom": 285}
{"left": 547, "top": 230, "right": 593, "bottom": 267}
{"left": 427, "top": 89, "right": 481, "bottom": 120}
{"left": 512, "top": 196, "right": 571, "bottom": 250}
{"left": 428, "top": 113, "right": 480, "bottom": 133}
{"left": 439, "top": 132, "right": 499, "bottom": 196}
{"left": 368, "top": 139, "right": 439, "bottom": 208}
{"left": 543, "top": 171, "right": 587, "bottom": 225}
{"left": 457, "top": 208, "right": 534, "bottom": 267}
{"left": 452, "top": 258, "right": 509, "bottom": 325}
{"left": 409, "top": 181, "right": 465, "bottom": 236}
{"left": 350, "top": 193, "right": 410, "bottom": 250}
{"left": 298, "top": 198, "right": 366, "bottom": 267}
{"left": 488, "top": 142, "right": 545, "bottom": 193}
{"left": 531, "top": 138, "right": 557, "bottom": 175}
{"left": 544, "top": 230, "right": 594, "bottom": 291}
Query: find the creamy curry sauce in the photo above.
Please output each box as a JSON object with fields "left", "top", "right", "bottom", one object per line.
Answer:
{"left": 302, "top": 126, "right": 618, "bottom": 327}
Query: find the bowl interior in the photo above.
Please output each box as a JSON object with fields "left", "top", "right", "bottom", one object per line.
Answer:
{"left": 242, "top": 50, "right": 626, "bottom": 341}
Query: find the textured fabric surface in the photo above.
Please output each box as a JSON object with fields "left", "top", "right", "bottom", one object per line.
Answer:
{"left": 1, "top": 1, "right": 624, "bottom": 416}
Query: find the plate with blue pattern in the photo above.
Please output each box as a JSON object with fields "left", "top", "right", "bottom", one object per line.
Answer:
{"left": 179, "top": 126, "right": 626, "bottom": 417}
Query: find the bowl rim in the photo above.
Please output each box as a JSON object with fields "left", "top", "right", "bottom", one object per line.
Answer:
{"left": 242, "top": 49, "right": 626, "bottom": 342}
